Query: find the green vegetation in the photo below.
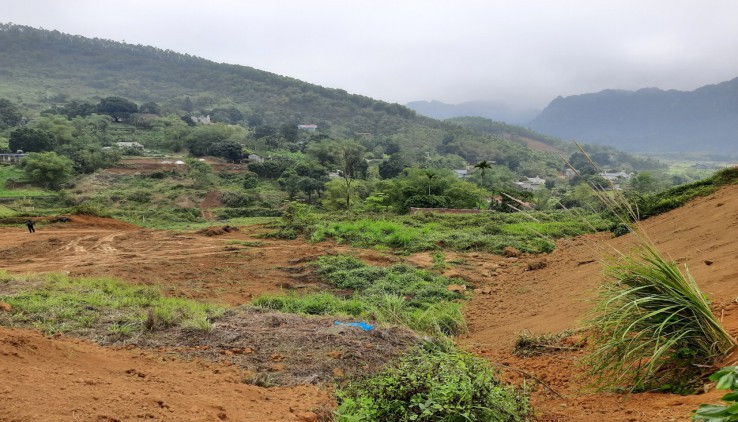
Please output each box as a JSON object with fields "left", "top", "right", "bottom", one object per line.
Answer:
{"left": 0, "top": 272, "right": 227, "bottom": 336}
{"left": 0, "top": 165, "right": 48, "bottom": 197}
{"left": 277, "top": 208, "right": 611, "bottom": 254}
{"left": 335, "top": 344, "right": 529, "bottom": 421}
{"left": 583, "top": 246, "right": 735, "bottom": 393}
{"left": 693, "top": 367, "right": 738, "bottom": 421}
{"left": 254, "top": 255, "right": 466, "bottom": 336}
{"left": 633, "top": 167, "right": 738, "bottom": 219}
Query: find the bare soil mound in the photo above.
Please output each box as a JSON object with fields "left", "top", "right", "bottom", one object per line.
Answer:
{"left": 0, "top": 327, "right": 331, "bottom": 421}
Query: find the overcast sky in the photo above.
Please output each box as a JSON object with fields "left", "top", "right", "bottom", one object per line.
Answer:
{"left": 4, "top": 0, "right": 738, "bottom": 109}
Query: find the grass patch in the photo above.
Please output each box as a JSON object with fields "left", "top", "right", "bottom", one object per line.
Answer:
{"left": 335, "top": 343, "right": 529, "bottom": 421}
{"left": 0, "top": 271, "right": 227, "bottom": 337}
{"left": 276, "top": 209, "right": 611, "bottom": 255}
{"left": 635, "top": 167, "right": 738, "bottom": 219}
{"left": 253, "top": 254, "right": 468, "bottom": 336}
{"left": 0, "top": 165, "right": 48, "bottom": 198}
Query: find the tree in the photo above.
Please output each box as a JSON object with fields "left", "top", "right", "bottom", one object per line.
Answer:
{"left": 209, "top": 140, "right": 244, "bottom": 162}
{"left": 59, "top": 100, "right": 97, "bottom": 118}
{"left": 628, "top": 171, "right": 661, "bottom": 194}
{"left": 9, "top": 128, "right": 55, "bottom": 152}
{"left": 378, "top": 154, "right": 405, "bottom": 179}
{"left": 280, "top": 123, "right": 299, "bottom": 143}
{"left": 185, "top": 123, "right": 243, "bottom": 157}
{"left": 336, "top": 142, "right": 367, "bottom": 208}
{"left": 0, "top": 98, "right": 23, "bottom": 128}
{"left": 186, "top": 158, "right": 214, "bottom": 188}
{"left": 474, "top": 160, "right": 492, "bottom": 178}
{"left": 297, "top": 177, "right": 325, "bottom": 203}
{"left": 138, "top": 101, "right": 161, "bottom": 115}
{"left": 97, "top": 96, "right": 138, "bottom": 122}
{"left": 21, "top": 152, "right": 74, "bottom": 190}
{"left": 424, "top": 170, "right": 437, "bottom": 195}
{"left": 181, "top": 97, "right": 194, "bottom": 113}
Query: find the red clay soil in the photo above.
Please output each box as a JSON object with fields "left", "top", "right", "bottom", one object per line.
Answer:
{"left": 449, "top": 184, "right": 738, "bottom": 421}
{"left": 3, "top": 185, "right": 738, "bottom": 420}
{"left": 0, "top": 327, "right": 331, "bottom": 422}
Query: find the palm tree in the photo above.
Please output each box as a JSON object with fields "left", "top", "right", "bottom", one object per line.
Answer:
{"left": 425, "top": 170, "right": 436, "bottom": 195}
{"left": 474, "top": 160, "right": 492, "bottom": 178}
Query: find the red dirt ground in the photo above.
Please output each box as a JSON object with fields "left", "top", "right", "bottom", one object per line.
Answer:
{"left": 2, "top": 184, "right": 738, "bottom": 420}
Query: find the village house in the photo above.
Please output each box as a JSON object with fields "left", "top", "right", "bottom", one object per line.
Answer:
{"left": 515, "top": 176, "right": 546, "bottom": 191}
{"left": 0, "top": 153, "right": 26, "bottom": 163}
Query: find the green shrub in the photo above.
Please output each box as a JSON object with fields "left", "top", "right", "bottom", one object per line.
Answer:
{"left": 336, "top": 345, "right": 528, "bottom": 421}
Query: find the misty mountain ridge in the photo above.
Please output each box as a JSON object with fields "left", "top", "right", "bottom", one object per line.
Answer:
{"left": 405, "top": 100, "right": 540, "bottom": 125}
{"left": 529, "top": 78, "right": 738, "bottom": 154}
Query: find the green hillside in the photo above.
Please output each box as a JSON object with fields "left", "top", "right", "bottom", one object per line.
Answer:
{"left": 0, "top": 23, "right": 578, "bottom": 172}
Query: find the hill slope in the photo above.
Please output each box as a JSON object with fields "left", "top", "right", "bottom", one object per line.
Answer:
{"left": 528, "top": 78, "right": 738, "bottom": 154}
{"left": 0, "top": 23, "right": 423, "bottom": 136}
{"left": 405, "top": 100, "right": 539, "bottom": 124}
{"left": 0, "top": 23, "right": 578, "bottom": 170}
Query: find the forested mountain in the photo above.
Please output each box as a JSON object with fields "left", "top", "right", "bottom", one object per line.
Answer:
{"left": 0, "top": 23, "right": 669, "bottom": 186}
{"left": 0, "top": 23, "right": 562, "bottom": 170}
{"left": 528, "top": 78, "right": 738, "bottom": 154}
{"left": 406, "top": 100, "right": 539, "bottom": 125}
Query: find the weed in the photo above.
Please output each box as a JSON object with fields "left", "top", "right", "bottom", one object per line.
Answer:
{"left": 254, "top": 255, "right": 467, "bottom": 336}
{"left": 566, "top": 145, "right": 736, "bottom": 393}
{"left": 431, "top": 252, "right": 446, "bottom": 270}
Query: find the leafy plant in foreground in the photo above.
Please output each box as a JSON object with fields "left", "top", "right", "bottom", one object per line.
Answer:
{"left": 693, "top": 367, "right": 738, "bottom": 421}
{"left": 335, "top": 344, "right": 529, "bottom": 422}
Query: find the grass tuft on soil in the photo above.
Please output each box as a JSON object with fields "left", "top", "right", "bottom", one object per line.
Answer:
{"left": 0, "top": 271, "right": 227, "bottom": 337}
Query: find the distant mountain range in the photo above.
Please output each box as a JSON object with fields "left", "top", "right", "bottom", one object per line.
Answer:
{"left": 529, "top": 78, "right": 738, "bottom": 154}
{"left": 405, "top": 100, "right": 539, "bottom": 125}
{"left": 411, "top": 78, "right": 738, "bottom": 155}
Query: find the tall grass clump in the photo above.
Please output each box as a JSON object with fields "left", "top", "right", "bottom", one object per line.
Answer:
{"left": 565, "top": 145, "right": 737, "bottom": 392}
{"left": 584, "top": 245, "right": 735, "bottom": 392}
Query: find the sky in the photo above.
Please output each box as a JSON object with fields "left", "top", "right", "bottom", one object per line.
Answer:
{"left": 3, "top": 0, "right": 738, "bottom": 109}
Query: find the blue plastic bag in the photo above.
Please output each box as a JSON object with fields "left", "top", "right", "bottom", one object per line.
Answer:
{"left": 334, "top": 321, "right": 374, "bottom": 331}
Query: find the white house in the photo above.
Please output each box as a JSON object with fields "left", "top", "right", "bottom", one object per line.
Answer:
{"left": 115, "top": 141, "right": 144, "bottom": 151}
{"left": 515, "top": 176, "right": 547, "bottom": 191}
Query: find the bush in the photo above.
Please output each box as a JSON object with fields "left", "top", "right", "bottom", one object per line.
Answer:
{"left": 219, "top": 190, "right": 257, "bottom": 207}
{"left": 336, "top": 345, "right": 529, "bottom": 421}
